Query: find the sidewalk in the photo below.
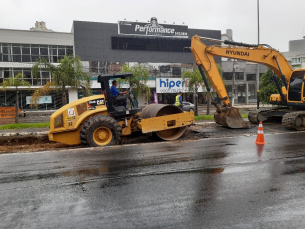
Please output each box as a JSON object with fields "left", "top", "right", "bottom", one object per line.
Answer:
{"left": 0, "top": 127, "right": 49, "bottom": 137}
{"left": 197, "top": 103, "right": 269, "bottom": 115}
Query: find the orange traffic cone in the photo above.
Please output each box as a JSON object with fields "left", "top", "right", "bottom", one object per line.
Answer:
{"left": 255, "top": 122, "right": 266, "bottom": 144}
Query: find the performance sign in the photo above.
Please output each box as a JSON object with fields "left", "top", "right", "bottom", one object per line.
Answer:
{"left": 118, "top": 17, "right": 188, "bottom": 38}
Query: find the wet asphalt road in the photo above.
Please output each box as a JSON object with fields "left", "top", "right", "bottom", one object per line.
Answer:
{"left": 1, "top": 132, "right": 305, "bottom": 228}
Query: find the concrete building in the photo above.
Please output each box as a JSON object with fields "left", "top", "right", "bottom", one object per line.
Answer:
{"left": 30, "top": 21, "right": 53, "bottom": 32}
{"left": 1, "top": 19, "right": 223, "bottom": 109}
{"left": 72, "top": 19, "right": 222, "bottom": 105}
{"left": 282, "top": 38, "right": 305, "bottom": 69}
{"left": 221, "top": 29, "right": 267, "bottom": 104}
{"left": 221, "top": 60, "right": 267, "bottom": 104}
{"left": 0, "top": 22, "right": 73, "bottom": 109}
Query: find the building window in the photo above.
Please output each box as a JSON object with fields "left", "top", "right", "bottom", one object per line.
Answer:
{"left": 0, "top": 43, "right": 73, "bottom": 63}
{"left": 235, "top": 72, "right": 244, "bottom": 80}
{"left": 12, "top": 46, "right": 21, "bottom": 55}
{"left": 31, "top": 47, "right": 39, "bottom": 55}
{"left": 13, "top": 55, "right": 22, "bottom": 62}
{"left": 21, "top": 45, "right": 31, "bottom": 54}
{"left": 0, "top": 67, "right": 53, "bottom": 86}
{"left": 247, "top": 74, "right": 256, "bottom": 81}
{"left": 223, "top": 72, "right": 233, "bottom": 80}
{"left": 172, "top": 67, "right": 181, "bottom": 76}
{"left": 237, "top": 84, "right": 246, "bottom": 103}
{"left": 112, "top": 36, "right": 191, "bottom": 52}
{"left": 22, "top": 55, "right": 31, "bottom": 62}
{"left": 248, "top": 84, "right": 256, "bottom": 102}
{"left": 3, "top": 68, "right": 12, "bottom": 78}
{"left": 13, "top": 68, "right": 22, "bottom": 77}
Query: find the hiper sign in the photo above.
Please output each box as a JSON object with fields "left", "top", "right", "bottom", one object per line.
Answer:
{"left": 156, "top": 78, "right": 206, "bottom": 93}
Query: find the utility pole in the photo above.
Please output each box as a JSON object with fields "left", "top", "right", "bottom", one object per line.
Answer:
{"left": 256, "top": 0, "right": 260, "bottom": 100}
{"left": 232, "top": 59, "right": 236, "bottom": 106}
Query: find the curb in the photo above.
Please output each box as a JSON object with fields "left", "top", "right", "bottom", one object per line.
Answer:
{"left": 194, "top": 122, "right": 215, "bottom": 125}
{"left": 0, "top": 131, "right": 48, "bottom": 137}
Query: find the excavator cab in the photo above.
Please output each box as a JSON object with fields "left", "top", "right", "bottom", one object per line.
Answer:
{"left": 287, "top": 70, "right": 305, "bottom": 103}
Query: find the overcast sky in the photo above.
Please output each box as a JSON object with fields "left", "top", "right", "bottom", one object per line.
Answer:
{"left": 0, "top": 0, "right": 304, "bottom": 51}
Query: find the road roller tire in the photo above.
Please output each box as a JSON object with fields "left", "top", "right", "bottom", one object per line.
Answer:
{"left": 80, "top": 115, "right": 122, "bottom": 147}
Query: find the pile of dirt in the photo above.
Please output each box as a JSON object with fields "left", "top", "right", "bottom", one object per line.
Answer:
{"left": 0, "top": 135, "right": 79, "bottom": 154}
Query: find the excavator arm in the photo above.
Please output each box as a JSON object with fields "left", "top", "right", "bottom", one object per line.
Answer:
{"left": 191, "top": 35, "right": 293, "bottom": 128}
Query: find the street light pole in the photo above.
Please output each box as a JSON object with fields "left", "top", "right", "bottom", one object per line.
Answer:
{"left": 232, "top": 59, "right": 236, "bottom": 106}
{"left": 256, "top": 0, "right": 260, "bottom": 107}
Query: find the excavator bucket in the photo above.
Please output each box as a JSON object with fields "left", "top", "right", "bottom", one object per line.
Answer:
{"left": 214, "top": 107, "right": 249, "bottom": 129}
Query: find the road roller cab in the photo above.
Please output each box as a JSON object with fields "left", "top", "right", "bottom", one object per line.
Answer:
{"left": 48, "top": 73, "right": 195, "bottom": 147}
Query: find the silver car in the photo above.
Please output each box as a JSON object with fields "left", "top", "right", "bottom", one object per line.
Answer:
{"left": 172, "top": 101, "right": 195, "bottom": 111}
{"left": 182, "top": 102, "right": 195, "bottom": 111}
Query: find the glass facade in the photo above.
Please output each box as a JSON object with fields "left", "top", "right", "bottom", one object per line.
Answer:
{"left": 0, "top": 68, "right": 51, "bottom": 86}
{"left": 247, "top": 74, "right": 256, "bottom": 81}
{"left": 87, "top": 61, "right": 194, "bottom": 78}
{"left": 111, "top": 36, "right": 191, "bottom": 52}
{"left": 0, "top": 90, "right": 69, "bottom": 110}
{"left": 0, "top": 43, "right": 73, "bottom": 63}
{"left": 223, "top": 72, "right": 244, "bottom": 80}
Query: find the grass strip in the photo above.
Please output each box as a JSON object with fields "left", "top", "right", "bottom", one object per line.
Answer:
{"left": 0, "top": 122, "right": 50, "bottom": 130}
{"left": 195, "top": 113, "right": 248, "bottom": 120}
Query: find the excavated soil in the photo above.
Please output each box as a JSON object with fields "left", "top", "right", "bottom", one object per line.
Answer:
{"left": 0, "top": 135, "right": 79, "bottom": 154}
{"left": 0, "top": 122, "right": 290, "bottom": 154}
{"left": 0, "top": 124, "right": 214, "bottom": 154}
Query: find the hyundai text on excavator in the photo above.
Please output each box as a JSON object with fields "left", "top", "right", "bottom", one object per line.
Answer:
{"left": 191, "top": 34, "right": 305, "bottom": 130}
{"left": 48, "top": 73, "right": 194, "bottom": 147}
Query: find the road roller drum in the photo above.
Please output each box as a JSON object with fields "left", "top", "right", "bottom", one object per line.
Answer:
{"left": 140, "top": 104, "right": 189, "bottom": 141}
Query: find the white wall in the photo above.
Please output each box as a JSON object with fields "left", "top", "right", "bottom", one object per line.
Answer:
{"left": 68, "top": 88, "right": 78, "bottom": 103}
{"left": 137, "top": 94, "right": 147, "bottom": 107}
{"left": 0, "top": 29, "right": 73, "bottom": 46}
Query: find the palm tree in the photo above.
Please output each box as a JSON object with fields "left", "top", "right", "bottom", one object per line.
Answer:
{"left": 119, "top": 64, "right": 151, "bottom": 103}
{"left": 182, "top": 64, "right": 223, "bottom": 115}
{"left": 32, "top": 55, "right": 91, "bottom": 106}
{"left": 1, "top": 73, "right": 31, "bottom": 123}
{"left": 182, "top": 68, "right": 203, "bottom": 116}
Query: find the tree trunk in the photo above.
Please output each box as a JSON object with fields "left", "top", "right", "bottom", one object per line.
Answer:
{"left": 206, "top": 93, "right": 210, "bottom": 115}
{"left": 15, "top": 90, "right": 19, "bottom": 123}
{"left": 62, "top": 86, "right": 67, "bottom": 105}
{"left": 80, "top": 85, "right": 87, "bottom": 97}
{"left": 194, "top": 90, "right": 198, "bottom": 116}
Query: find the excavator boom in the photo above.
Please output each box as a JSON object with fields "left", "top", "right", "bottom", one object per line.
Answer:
{"left": 191, "top": 35, "right": 249, "bottom": 128}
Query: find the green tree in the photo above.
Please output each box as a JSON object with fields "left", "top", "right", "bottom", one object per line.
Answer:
{"left": 120, "top": 64, "right": 151, "bottom": 102}
{"left": 32, "top": 55, "right": 91, "bottom": 105}
{"left": 182, "top": 68, "right": 203, "bottom": 116}
{"left": 182, "top": 64, "right": 223, "bottom": 115}
{"left": 1, "top": 73, "right": 31, "bottom": 123}
{"left": 259, "top": 68, "right": 284, "bottom": 104}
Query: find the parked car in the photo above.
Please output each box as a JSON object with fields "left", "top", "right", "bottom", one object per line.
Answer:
{"left": 172, "top": 101, "right": 195, "bottom": 111}
{"left": 182, "top": 102, "right": 195, "bottom": 111}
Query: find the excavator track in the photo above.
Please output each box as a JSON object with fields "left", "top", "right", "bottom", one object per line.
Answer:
{"left": 248, "top": 108, "right": 276, "bottom": 124}
{"left": 282, "top": 111, "right": 305, "bottom": 130}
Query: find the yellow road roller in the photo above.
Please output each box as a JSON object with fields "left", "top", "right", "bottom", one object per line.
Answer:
{"left": 48, "top": 73, "right": 195, "bottom": 147}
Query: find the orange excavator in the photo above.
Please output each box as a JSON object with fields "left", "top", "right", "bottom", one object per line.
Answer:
{"left": 191, "top": 34, "right": 305, "bottom": 130}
